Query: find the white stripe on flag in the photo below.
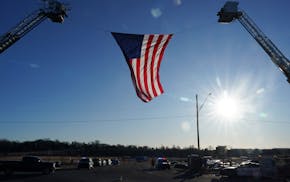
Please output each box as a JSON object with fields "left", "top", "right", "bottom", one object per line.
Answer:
{"left": 153, "top": 34, "right": 170, "bottom": 96}
{"left": 139, "top": 35, "right": 149, "bottom": 98}
{"left": 146, "top": 35, "right": 159, "bottom": 98}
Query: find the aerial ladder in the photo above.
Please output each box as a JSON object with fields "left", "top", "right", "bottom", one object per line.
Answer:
{"left": 217, "top": 1, "right": 290, "bottom": 84}
{"left": 0, "top": 0, "right": 68, "bottom": 54}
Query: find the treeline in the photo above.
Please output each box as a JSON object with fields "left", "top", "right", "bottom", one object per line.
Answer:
{"left": 0, "top": 139, "right": 203, "bottom": 157}
{"left": 0, "top": 139, "right": 289, "bottom": 158}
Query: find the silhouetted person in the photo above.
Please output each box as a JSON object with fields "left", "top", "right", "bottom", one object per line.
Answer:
{"left": 151, "top": 158, "right": 155, "bottom": 168}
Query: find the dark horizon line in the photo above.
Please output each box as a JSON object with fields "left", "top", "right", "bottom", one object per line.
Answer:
{"left": 0, "top": 138, "right": 289, "bottom": 151}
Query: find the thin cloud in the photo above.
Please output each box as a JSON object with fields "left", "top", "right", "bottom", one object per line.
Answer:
{"left": 216, "top": 77, "right": 222, "bottom": 88}
{"left": 9, "top": 60, "right": 40, "bottom": 69}
{"left": 180, "top": 97, "right": 192, "bottom": 102}
{"left": 150, "top": 8, "right": 162, "bottom": 18}
{"left": 173, "top": 0, "right": 182, "bottom": 6}
{"left": 256, "top": 88, "right": 265, "bottom": 94}
{"left": 29, "top": 63, "right": 40, "bottom": 69}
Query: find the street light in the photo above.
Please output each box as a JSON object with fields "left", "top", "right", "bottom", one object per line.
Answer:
{"left": 196, "top": 93, "right": 211, "bottom": 150}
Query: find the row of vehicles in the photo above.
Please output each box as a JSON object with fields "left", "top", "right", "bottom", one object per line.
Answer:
{"left": 0, "top": 156, "right": 56, "bottom": 176}
{"left": 136, "top": 156, "right": 172, "bottom": 170}
{"left": 186, "top": 154, "right": 289, "bottom": 179}
{"left": 151, "top": 157, "right": 190, "bottom": 170}
{"left": 0, "top": 156, "right": 121, "bottom": 175}
{"left": 77, "top": 157, "right": 120, "bottom": 169}
{"left": 136, "top": 154, "right": 289, "bottom": 180}
{"left": 217, "top": 158, "right": 289, "bottom": 179}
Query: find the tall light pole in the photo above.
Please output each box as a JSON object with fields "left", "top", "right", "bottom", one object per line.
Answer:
{"left": 196, "top": 94, "right": 200, "bottom": 150}
{"left": 196, "top": 93, "right": 211, "bottom": 150}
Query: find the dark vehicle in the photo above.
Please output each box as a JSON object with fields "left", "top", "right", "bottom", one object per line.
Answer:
{"left": 174, "top": 162, "right": 188, "bottom": 169}
{"left": 111, "top": 159, "right": 120, "bottom": 165}
{"left": 77, "top": 157, "right": 94, "bottom": 169}
{"left": 237, "top": 162, "right": 261, "bottom": 177}
{"left": 155, "top": 157, "right": 170, "bottom": 169}
{"left": 220, "top": 166, "right": 237, "bottom": 177}
{"left": 54, "top": 161, "right": 62, "bottom": 168}
{"left": 93, "top": 158, "right": 102, "bottom": 167}
{"left": 105, "top": 158, "right": 112, "bottom": 166}
{"left": 0, "top": 156, "right": 56, "bottom": 176}
{"left": 187, "top": 154, "right": 202, "bottom": 172}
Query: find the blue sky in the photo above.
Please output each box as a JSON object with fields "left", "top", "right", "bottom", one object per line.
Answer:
{"left": 0, "top": 0, "right": 289, "bottom": 149}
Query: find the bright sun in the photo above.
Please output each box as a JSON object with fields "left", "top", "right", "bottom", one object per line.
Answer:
{"left": 213, "top": 91, "right": 242, "bottom": 121}
{"left": 208, "top": 77, "right": 259, "bottom": 123}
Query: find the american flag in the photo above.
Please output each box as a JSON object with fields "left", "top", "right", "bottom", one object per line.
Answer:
{"left": 112, "top": 32, "right": 173, "bottom": 102}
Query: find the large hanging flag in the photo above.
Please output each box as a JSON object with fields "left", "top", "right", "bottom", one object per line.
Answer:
{"left": 112, "top": 32, "right": 173, "bottom": 102}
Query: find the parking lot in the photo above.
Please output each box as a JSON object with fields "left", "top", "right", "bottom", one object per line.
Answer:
{"left": 0, "top": 159, "right": 287, "bottom": 182}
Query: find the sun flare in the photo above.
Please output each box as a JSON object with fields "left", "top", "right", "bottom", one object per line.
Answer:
{"left": 213, "top": 91, "right": 242, "bottom": 121}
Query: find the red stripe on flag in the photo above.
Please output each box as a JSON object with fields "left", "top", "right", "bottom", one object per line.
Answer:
{"left": 143, "top": 35, "right": 154, "bottom": 100}
{"left": 151, "top": 35, "right": 164, "bottom": 97}
{"left": 137, "top": 59, "right": 148, "bottom": 101}
{"left": 156, "top": 34, "right": 173, "bottom": 93}
{"left": 129, "top": 58, "right": 151, "bottom": 102}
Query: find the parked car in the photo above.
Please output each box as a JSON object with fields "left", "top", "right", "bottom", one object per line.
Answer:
{"left": 237, "top": 162, "right": 261, "bottom": 177}
{"left": 174, "top": 162, "right": 188, "bottom": 169}
{"left": 220, "top": 166, "right": 237, "bottom": 177}
{"left": 54, "top": 161, "right": 62, "bottom": 168}
{"left": 93, "top": 158, "right": 102, "bottom": 167}
{"left": 111, "top": 159, "right": 120, "bottom": 165}
{"left": 155, "top": 157, "right": 170, "bottom": 169}
{"left": 105, "top": 158, "right": 112, "bottom": 166}
{"left": 187, "top": 154, "right": 202, "bottom": 172}
{"left": 102, "top": 159, "right": 107, "bottom": 166}
{"left": 0, "top": 156, "right": 56, "bottom": 176}
{"left": 77, "top": 157, "right": 94, "bottom": 169}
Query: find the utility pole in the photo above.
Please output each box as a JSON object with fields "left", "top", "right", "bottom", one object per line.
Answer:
{"left": 196, "top": 93, "right": 211, "bottom": 151}
{"left": 196, "top": 94, "right": 200, "bottom": 150}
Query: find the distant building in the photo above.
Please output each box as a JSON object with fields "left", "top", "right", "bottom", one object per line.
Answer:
{"left": 216, "top": 146, "right": 227, "bottom": 157}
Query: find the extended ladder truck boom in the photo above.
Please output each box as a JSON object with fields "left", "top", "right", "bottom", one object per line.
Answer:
{"left": 0, "top": 0, "right": 68, "bottom": 54}
{"left": 217, "top": 1, "right": 290, "bottom": 84}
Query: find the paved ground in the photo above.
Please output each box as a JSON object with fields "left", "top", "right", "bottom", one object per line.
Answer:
{"left": 0, "top": 160, "right": 287, "bottom": 182}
